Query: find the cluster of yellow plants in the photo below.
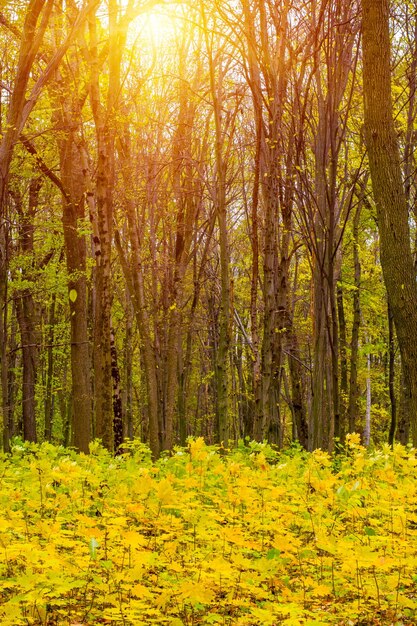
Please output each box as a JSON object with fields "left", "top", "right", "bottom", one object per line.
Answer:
{"left": 1, "top": 436, "right": 417, "bottom": 625}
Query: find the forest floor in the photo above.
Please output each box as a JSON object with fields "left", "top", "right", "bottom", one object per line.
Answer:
{"left": 0, "top": 436, "right": 416, "bottom": 625}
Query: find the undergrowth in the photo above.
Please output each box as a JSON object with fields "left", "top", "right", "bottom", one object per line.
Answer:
{"left": 0, "top": 434, "right": 417, "bottom": 625}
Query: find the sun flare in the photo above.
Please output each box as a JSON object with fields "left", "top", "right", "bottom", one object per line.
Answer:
{"left": 129, "top": 9, "right": 180, "bottom": 49}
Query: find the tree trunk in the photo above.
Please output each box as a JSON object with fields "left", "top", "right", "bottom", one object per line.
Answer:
{"left": 397, "top": 367, "right": 410, "bottom": 444}
{"left": 162, "top": 47, "right": 202, "bottom": 450}
{"left": 286, "top": 265, "right": 309, "bottom": 449}
{"left": 309, "top": 0, "right": 358, "bottom": 450}
{"left": 362, "top": 0, "right": 417, "bottom": 445}
{"left": 337, "top": 281, "right": 348, "bottom": 440}
{"left": 111, "top": 327, "right": 123, "bottom": 452}
{"left": 363, "top": 348, "right": 371, "bottom": 446}
{"left": 0, "top": 0, "right": 52, "bottom": 451}
{"left": 387, "top": 302, "right": 397, "bottom": 447}
{"left": 0, "top": 0, "right": 99, "bottom": 451}
{"left": 202, "top": 4, "right": 232, "bottom": 445}
{"left": 15, "top": 293, "right": 38, "bottom": 443}
{"left": 242, "top": 0, "right": 291, "bottom": 444}
{"left": 55, "top": 123, "right": 92, "bottom": 452}
{"left": 123, "top": 294, "right": 134, "bottom": 440}
{"left": 1, "top": 213, "right": 11, "bottom": 450}
{"left": 44, "top": 293, "right": 56, "bottom": 442}
{"left": 114, "top": 195, "right": 160, "bottom": 458}
{"left": 347, "top": 203, "right": 362, "bottom": 433}
{"left": 89, "top": 2, "right": 126, "bottom": 451}
{"left": 48, "top": 0, "right": 96, "bottom": 452}
{"left": 14, "top": 179, "right": 41, "bottom": 443}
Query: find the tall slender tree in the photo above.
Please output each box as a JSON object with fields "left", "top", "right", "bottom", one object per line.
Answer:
{"left": 362, "top": 0, "right": 417, "bottom": 445}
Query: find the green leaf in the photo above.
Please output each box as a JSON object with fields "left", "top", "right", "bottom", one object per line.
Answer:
{"left": 69, "top": 289, "right": 77, "bottom": 303}
{"left": 266, "top": 548, "right": 281, "bottom": 560}
{"left": 364, "top": 526, "right": 377, "bottom": 536}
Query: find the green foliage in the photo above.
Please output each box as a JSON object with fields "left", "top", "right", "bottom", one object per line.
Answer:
{"left": 1, "top": 438, "right": 417, "bottom": 624}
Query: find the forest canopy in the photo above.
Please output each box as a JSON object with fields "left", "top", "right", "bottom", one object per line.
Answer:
{"left": 0, "top": 0, "right": 416, "bottom": 458}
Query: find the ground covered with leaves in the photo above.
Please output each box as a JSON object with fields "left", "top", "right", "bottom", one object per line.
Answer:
{"left": 1, "top": 436, "right": 417, "bottom": 625}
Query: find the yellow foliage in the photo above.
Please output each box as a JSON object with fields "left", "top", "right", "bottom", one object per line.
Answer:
{"left": 188, "top": 436, "right": 207, "bottom": 461}
{"left": 178, "top": 580, "right": 215, "bottom": 604}
{"left": 1, "top": 439, "right": 417, "bottom": 624}
{"left": 156, "top": 478, "right": 176, "bottom": 505}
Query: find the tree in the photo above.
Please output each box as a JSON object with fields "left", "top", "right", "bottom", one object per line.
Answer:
{"left": 362, "top": 0, "right": 417, "bottom": 445}
{"left": 0, "top": 0, "right": 98, "bottom": 451}
{"left": 2, "top": 0, "right": 417, "bottom": 455}
{"left": 51, "top": 11, "right": 92, "bottom": 452}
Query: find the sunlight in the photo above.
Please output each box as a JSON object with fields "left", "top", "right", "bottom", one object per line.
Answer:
{"left": 129, "top": 8, "right": 179, "bottom": 50}
{"left": 145, "top": 11, "right": 175, "bottom": 44}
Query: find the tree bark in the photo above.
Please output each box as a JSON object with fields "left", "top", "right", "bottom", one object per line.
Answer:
{"left": 114, "top": 165, "right": 160, "bottom": 457}
{"left": 362, "top": 0, "right": 417, "bottom": 445}
{"left": 89, "top": 1, "right": 126, "bottom": 451}
{"left": 51, "top": 36, "right": 92, "bottom": 451}
{"left": 0, "top": 0, "right": 51, "bottom": 451}
{"left": 347, "top": 203, "right": 362, "bottom": 433}
{"left": 337, "top": 281, "right": 348, "bottom": 439}
{"left": 202, "top": 4, "right": 232, "bottom": 446}
{"left": 364, "top": 347, "right": 371, "bottom": 446}
{"left": 387, "top": 302, "right": 397, "bottom": 446}
{"left": 44, "top": 293, "right": 56, "bottom": 441}
{"left": 14, "top": 180, "right": 41, "bottom": 443}
{"left": 309, "top": 0, "right": 358, "bottom": 450}
{"left": 111, "top": 327, "right": 123, "bottom": 452}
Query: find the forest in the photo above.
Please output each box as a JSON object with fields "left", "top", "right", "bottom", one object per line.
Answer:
{"left": 1, "top": 0, "right": 417, "bottom": 458}
{"left": 4, "top": 2, "right": 417, "bottom": 624}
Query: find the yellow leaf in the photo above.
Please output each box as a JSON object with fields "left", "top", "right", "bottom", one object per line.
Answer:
{"left": 178, "top": 581, "right": 215, "bottom": 605}
{"left": 156, "top": 478, "right": 175, "bottom": 505}
{"left": 131, "top": 583, "right": 153, "bottom": 598}
{"left": 313, "top": 583, "right": 332, "bottom": 597}
{"left": 124, "top": 530, "right": 147, "bottom": 548}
